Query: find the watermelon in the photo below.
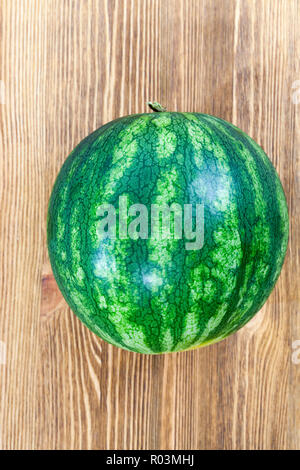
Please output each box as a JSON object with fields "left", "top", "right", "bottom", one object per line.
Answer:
{"left": 47, "top": 103, "right": 289, "bottom": 354}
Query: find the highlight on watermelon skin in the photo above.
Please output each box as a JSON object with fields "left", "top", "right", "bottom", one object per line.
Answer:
{"left": 47, "top": 104, "right": 289, "bottom": 354}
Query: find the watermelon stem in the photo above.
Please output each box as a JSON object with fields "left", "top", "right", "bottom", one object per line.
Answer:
{"left": 147, "top": 101, "right": 166, "bottom": 112}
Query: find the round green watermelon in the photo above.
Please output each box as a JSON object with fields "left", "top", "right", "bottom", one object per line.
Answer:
{"left": 47, "top": 104, "right": 289, "bottom": 354}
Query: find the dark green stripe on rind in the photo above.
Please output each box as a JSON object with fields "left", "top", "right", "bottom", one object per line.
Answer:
{"left": 48, "top": 115, "right": 146, "bottom": 352}
{"left": 47, "top": 112, "right": 289, "bottom": 354}
{"left": 177, "top": 113, "right": 256, "bottom": 349}
{"left": 197, "top": 114, "right": 288, "bottom": 341}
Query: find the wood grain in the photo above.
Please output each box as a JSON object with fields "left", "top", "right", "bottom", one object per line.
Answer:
{"left": 0, "top": 0, "right": 299, "bottom": 450}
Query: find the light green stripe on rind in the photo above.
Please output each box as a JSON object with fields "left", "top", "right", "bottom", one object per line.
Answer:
{"left": 174, "top": 113, "right": 243, "bottom": 350}
{"left": 199, "top": 115, "right": 270, "bottom": 325}
{"left": 214, "top": 115, "right": 289, "bottom": 281}
{"left": 239, "top": 129, "right": 289, "bottom": 286}
{"left": 48, "top": 117, "right": 149, "bottom": 352}
{"left": 137, "top": 117, "right": 183, "bottom": 351}
{"left": 199, "top": 114, "right": 288, "bottom": 338}
{"left": 87, "top": 116, "right": 157, "bottom": 353}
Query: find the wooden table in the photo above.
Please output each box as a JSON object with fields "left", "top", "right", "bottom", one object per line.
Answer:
{"left": 0, "top": 0, "right": 299, "bottom": 450}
